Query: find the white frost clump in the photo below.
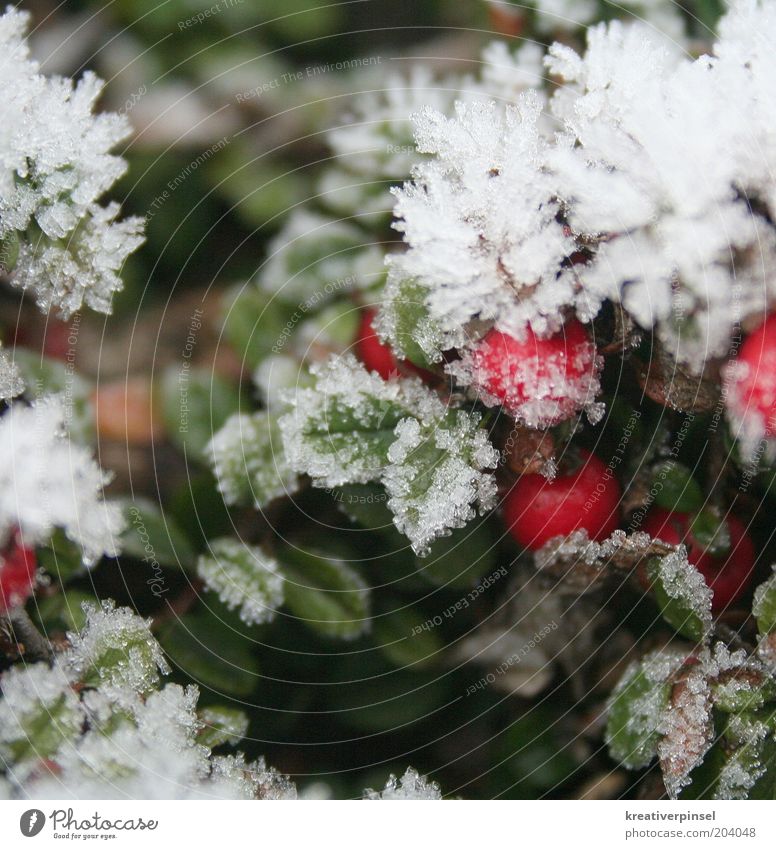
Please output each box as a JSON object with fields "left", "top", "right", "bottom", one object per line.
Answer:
{"left": 0, "top": 8, "right": 143, "bottom": 317}
{"left": 391, "top": 2, "right": 776, "bottom": 373}
{"left": 0, "top": 348, "right": 23, "bottom": 402}
{"left": 0, "top": 396, "right": 124, "bottom": 563}
{"left": 654, "top": 548, "right": 713, "bottom": 639}
{"left": 364, "top": 767, "right": 442, "bottom": 800}
{"left": 197, "top": 538, "right": 284, "bottom": 626}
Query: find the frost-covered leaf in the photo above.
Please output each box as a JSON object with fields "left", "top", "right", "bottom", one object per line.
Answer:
{"left": 716, "top": 712, "right": 776, "bottom": 800}
{"left": 197, "top": 706, "right": 249, "bottom": 749}
{"left": 208, "top": 411, "right": 300, "bottom": 510}
{"left": 278, "top": 545, "right": 370, "bottom": 641}
{"left": 66, "top": 601, "right": 169, "bottom": 693}
{"left": 0, "top": 347, "right": 23, "bottom": 403}
{"left": 383, "top": 411, "right": 499, "bottom": 555}
{"left": 658, "top": 664, "right": 714, "bottom": 799}
{"left": 376, "top": 272, "right": 444, "bottom": 368}
{"left": 712, "top": 665, "right": 776, "bottom": 714}
{"left": 647, "top": 551, "right": 713, "bottom": 643}
{"left": 606, "top": 648, "right": 685, "bottom": 770}
{"left": 0, "top": 662, "right": 82, "bottom": 764}
{"left": 197, "top": 538, "right": 284, "bottom": 627}
{"left": 364, "top": 767, "right": 442, "bottom": 799}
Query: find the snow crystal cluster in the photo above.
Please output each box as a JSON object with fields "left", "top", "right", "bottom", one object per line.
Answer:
{"left": 363, "top": 767, "right": 442, "bottom": 800}
{"left": 388, "top": 0, "right": 776, "bottom": 374}
{"left": 0, "top": 396, "right": 123, "bottom": 564}
{"left": 0, "top": 8, "right": 143, "bottom": 317}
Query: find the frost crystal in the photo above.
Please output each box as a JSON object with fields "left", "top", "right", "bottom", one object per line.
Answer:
{"left": 364, "top": 767, "right": 442, "bottom": 800}
{"left": 0, "top": 396, "right": 124, "bottom": 563}
{"left": 0, "top": 9, "right": 143, "bottom": 317}
{"left": 197, "top": 538, "right": 284, "bottom": 626}
{"left": 0, "top": 348, "right": 23, "bottom": 402}
{"left": 208, "top": 412, "right": 300, "bottom": 510}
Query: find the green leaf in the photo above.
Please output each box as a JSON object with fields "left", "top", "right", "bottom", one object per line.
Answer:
{"left": 208, "top": 411, "right": 300, "bottom": 510}
{"left": 415, "top": 518, "right": 496, "bottom": 589}
{"left": 118, "top": 497, "right": 196, "bottom": 571}
{"left": 606, "top": 650, "right": 684, "bottom": 769}
{"left": 277, "top": 545, "right": 370, "bottom": 640}
{"left": 197, "top": 705, "right": 249, "bottom": 749}
{"left": 652, "top": 460, "right": 704, "bottom": 513}
{"left": 647, "top": 552, "right": 713, "bottom": 643}
{"left": 0, "top": 230, "right": 19, "bottom": 272}
{"left": 36, "top": 529, "right": 89, "bottom": 582}
{"left": 158, "top": 365, "right": 241, "bottom": 462}
{"left": 690, "top": 510, "right": 731, "bottom": 559}
{"left": 754, "top": 567, "right": 776, "bottom": 637}
{"left": 372, "top": 605, "right": 444, "bottom": 669}
{"left": 378, "top": 275, "right": 443, "bottom": 369}
{"left": 712, "top": 669, "right": 776, "bottom": 714}
{"left": 222, "top": 284, "right": 297, "bottom": 371}
{"left": 158, "top": 607, "right": 261, "bottom": 697}
{"left": 197, "top": 538, "right": 284, "bottom": 626}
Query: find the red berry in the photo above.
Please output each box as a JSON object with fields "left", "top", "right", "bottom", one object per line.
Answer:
{"left": 0, "top": 535, "right": 37, "bottom": 614}
{"left": 725, "top": 314, "right": 776, "bottom": 439}
{"left": 641, "top": 507, "right": 756, "bottom": 612}
{"left": 356, "top": 308, "right": 400, "bottom": 380}
{"left": 504, "top": 449, "right": 621, "bottom": 551}
{"left": 460, "top": 320, "right": 601, "bottom": 427}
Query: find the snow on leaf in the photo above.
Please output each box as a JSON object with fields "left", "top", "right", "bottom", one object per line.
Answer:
{"left": 647, "top": 550, "right": 713, "bottom": 643}
{"left": 606, "top": 648, "right": 686, "bottom": 770}
{"left": 753, "top": 565, "right": 776, "bottom": 637}
{"left": 197, "top": 538, "right": 284, "bottom": 627}
{"left": 363, "top": 766, "right": 442, "bottom": 799}
{"left": 279, "top": 354, "right": 445, "bottom": 488}
{"left": 65, "top": 600, "right": 169, "bottom": 694}
{"left": 383, "top": 411, "right": 499, "bottom": 555}
{"left": 208, "top": 411, "right": 300, "bottom": 510}
{"left": 0, "top": 396, "right": 124, "bottom": 563}
{"left": 658, "top": 664, "right": 714, "bottom": 799}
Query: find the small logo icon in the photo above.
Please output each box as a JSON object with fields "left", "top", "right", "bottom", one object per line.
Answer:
{"left": 20, "top": 810, "right": 45, "bottom": 837}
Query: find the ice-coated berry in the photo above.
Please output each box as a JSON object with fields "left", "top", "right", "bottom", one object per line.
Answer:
{"left": 504, "top": 449, "right": 621, "bottom": 551}
{"left": 641, "top": 507, "right": 756, "bottom": 612}
{"left": 458, "top": 319, "right": 602, "bottom": 427}
{"left": 356, "top": 308, "right": 400, "bottom": 380}
{"left": 725, "top": 314, "right": 776, "bottom": 439}
{"left": 0, "top": 535, "right": 36, "bottom": 614}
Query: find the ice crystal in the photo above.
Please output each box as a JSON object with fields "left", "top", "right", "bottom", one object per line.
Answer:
{"left": 0, "top": 396, "right": 124, "bottom": 563}
{"left": 652, "top": 549, "right": 713, "bottom": 641}
{"left": 0, "top": 9, "right": 143, "bottom": 317}
{"left": 197, "top": 538, "right": 284, "bottom": 627}
{"left": 364, "top": 767, "right": 442, "bottom": 800}
{"left": 0, "top": 348, "right": 23, "bottom": 402}
{"left": 208, "top": 411, "right": 300, "bottom": 510}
